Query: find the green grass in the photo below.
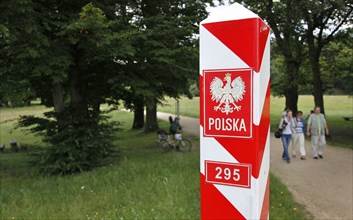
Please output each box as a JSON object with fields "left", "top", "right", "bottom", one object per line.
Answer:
{"left": 0, "top": 106, "right": 310, "bottom": 219}
{"left": 159, "top": 95, "right": 353, "bottom": 149}
{"left": 0, "top": 104, "right": 49, "bottom": 148}
{"left": 1, "top": 110, "right": 200, "bottom": 219}
{"left": 269, "top": 174, "right": 313, "bottom": 219}
{"left": 159, "top": 97, "right": 200, "bottom": 118}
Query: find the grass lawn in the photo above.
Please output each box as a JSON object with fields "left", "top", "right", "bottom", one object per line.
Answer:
{"left": 0, "top": 104, "right": 50, "bottom": 148}
{"left": 0, "top": 106, "right": 311, "bottom": 219}
{"left": 159, "top": 98, "right": 200, "bottom": 118}
{"left": 159, "top": 95, "right": 353, "bottom": 149}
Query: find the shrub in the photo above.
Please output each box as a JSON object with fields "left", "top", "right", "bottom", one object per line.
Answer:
{"left": 18, "top": 106, "right": 121, "bottom": 175}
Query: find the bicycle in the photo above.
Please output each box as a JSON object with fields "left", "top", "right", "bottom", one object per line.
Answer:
{"left": 157, "top": 133, "right": 192, "bottom": 152}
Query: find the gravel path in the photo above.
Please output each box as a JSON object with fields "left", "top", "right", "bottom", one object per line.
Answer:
{"left": 157, "top": 112, "right": 353, "bottom": 220}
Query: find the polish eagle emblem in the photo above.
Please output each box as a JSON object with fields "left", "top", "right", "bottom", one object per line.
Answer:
{"left": 210, "top": 73, "right": 246, "bottom": 115}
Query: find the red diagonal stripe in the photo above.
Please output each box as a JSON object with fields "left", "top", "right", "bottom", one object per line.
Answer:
{"left": 260, "top": 173, "right": 270, "bottom": 220}
{"left": 202, "top": 18, "right": 270, "bottom": 72}
{"left": 201, "top": 173, "right": 246, "bottom": 220}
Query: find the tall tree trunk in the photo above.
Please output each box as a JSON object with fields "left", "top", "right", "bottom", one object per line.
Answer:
{"left": 0, "top": 100, "right": 9, "bottom": 107}
{"left": 307, "top": 35, "right": 326, "bottom": 115}
{"left": 145, "top": 98, "right": 159, "bottom": 132}
{"left": 132, "top": 98, "right": 144, "bottom": 129}
{"left": 52, "top": 82, "right": 64, "bottom": 113}
{"left": 68, "top": 62, "right": 89, "bottom": 119}
{"left": 92, "top": 101, "right": 100, "bottom": 118}
{"left": 283, "top": 58, "right": 300, "bottom": 115}
{"left": 284, "top": 88, "right": 298, "bottom": 114}
{"left": 310, "top": 62, "right": 325, "bottom": 115}
{"left": 68, "top": 65, "right": 83, "bottom": 104}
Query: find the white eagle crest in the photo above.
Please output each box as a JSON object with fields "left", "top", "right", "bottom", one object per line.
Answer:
{"left": 210, "top": 73, "right": 246, "bottom": 115}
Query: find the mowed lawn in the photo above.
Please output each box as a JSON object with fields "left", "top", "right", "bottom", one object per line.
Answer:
{"left": 159, "top": 95, "right": 353, "bottom": 148}
{"left": 0, "top": 106, "right": 311, "bottom": 219}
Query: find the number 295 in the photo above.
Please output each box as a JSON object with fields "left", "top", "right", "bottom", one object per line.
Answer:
{"left": 205, "top": 161, "right": 251, "bottom": 188}
{"left": 215, "top": 167, "right": 240, "bottom": 181}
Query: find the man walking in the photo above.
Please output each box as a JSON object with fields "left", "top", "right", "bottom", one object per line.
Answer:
{"left": 306, "top": 106, "right": 329, "bottom": 159}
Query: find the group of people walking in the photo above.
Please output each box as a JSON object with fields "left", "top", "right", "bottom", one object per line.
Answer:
{"left": 279, "top": 106, "right": 329, "bottom": 163}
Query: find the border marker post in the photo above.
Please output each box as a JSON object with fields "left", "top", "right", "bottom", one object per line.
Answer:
{"left": 200, "top": 3, "right": 271, "bottom": 219}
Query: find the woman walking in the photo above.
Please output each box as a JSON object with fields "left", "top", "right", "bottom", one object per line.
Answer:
{"left": 292, "top": 111, "right": 307, "bottom": 160}
{"left": 279, "top": 110, "right": 294, "bottom": 163}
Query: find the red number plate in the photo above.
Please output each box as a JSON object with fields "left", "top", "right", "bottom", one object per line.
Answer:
{"left": 205, "top": 161, "right": 251, "bottom": 188}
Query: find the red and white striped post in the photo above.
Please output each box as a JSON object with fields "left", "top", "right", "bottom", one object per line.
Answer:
{"left": 200, "top": 3, "right": 270, "bottom": 220}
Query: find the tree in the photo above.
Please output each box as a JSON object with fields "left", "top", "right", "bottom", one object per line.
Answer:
{"left": 233, "top": 0, "right": 307, "bottom": 114}
{"left": 232, "top": 0, "right": 353, "bottom": 114}
{"left": 0, "top": 0, "right": 134, "bottom": 174}
{"left": 320, "top": 30, "right": 353, "bottom": 95}
{"left": 0, "top": 0, "right": 214, "bottom": 173}
{"left": 126, "top": 0, "right": 211, "bottom": 132}
{"left": 300, "top": 0, "right": 353, "bottom": 114}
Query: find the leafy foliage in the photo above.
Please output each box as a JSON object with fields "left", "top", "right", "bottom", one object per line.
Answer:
{"left": 320, "top": 30, "right": 353, "bottom": 95}
{"left": 233, "top": 0, "right": 352, "bottom": 114}
{"left": 18, "top": 106, "right": 121, "bottom": 175}
{"left": 118, "top": 0, "right": 211, "bottom": 131}
{"left": 0, "top": 0, "right": 213, "bottom": 174}
{"left": 299, "top": 0, "right": 353, "bottom": 114}
{"left": 234, "top": 0, "right": 307, "bottom": 114}
{"left": 1, "top": 1, "right": 134, "bottom": 174}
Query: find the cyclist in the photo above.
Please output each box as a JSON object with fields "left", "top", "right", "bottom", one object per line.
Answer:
{"left": 169, "top": 116, "right": 182, "bottom": 151}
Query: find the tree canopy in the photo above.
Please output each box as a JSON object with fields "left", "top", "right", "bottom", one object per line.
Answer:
{"left": 0, "top": 0, "right": 212, "bottom": 174}
{"left": 1, "top": 0, "right": 352, "bottom": 174}
{"left": 233, "top": 0, "right": 353, "bottom": 114}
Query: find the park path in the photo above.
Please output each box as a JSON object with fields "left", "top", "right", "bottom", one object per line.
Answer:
{"left": 157, "top": 112, "right": 353, "bottom": 220}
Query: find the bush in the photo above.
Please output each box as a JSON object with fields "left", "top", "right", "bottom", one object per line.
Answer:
{"left": 18, "top": 106, "right": 121, "bottom": 175}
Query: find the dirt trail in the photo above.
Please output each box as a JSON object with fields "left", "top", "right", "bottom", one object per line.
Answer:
{"left": 157, "top": 112, "right": 353, "bottom": 220}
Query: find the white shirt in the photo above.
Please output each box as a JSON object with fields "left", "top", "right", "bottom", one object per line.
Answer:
{"left": 279, "top": 118, "right": 292, "bottom": 135}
